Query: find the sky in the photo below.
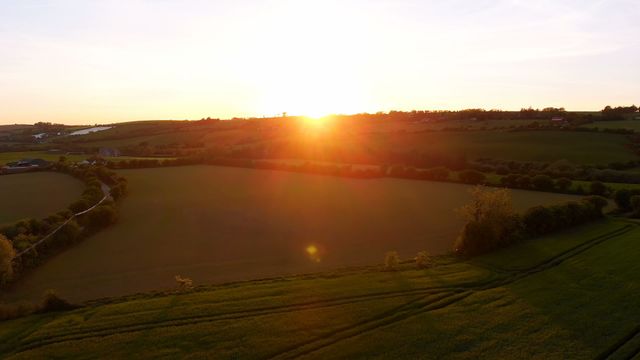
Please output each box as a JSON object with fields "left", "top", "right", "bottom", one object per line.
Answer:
{"left": 1, "top": 0, "right": 639, "bottom": 125}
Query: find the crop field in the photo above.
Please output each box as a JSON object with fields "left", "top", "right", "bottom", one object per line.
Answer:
{"left": 359, "top": 130, "right": 635, "bottom": 164}
{"left": 4, "top": 166, "right": 581, "bottom": 302}
{"left": 0, "top": 172, "right": 83, "bottom": 225}
{"left": 580, "top": 120, "right": 640, "bottom": 131}
{"left": 1, "top": 219, "right": 639, "bottom": 359}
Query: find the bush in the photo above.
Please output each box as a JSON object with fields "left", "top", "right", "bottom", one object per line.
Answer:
{"left": 589, "top": 181, "right": 607, "bottom": 196}
{"left": 0, "top": 235, "right": 16, "bottom": 284}
{"left": 555, "top": 177, "right": 572, "bottom": 192}
{"left": 631, "top": 195, "right": 640, "bottom": 218}
{"left": 516, "top": 175, "right": 531, "bottom": 189}
{"left": 0, "top": 302, "right": 37, "bottom": 321}
{"left": 384, "top": 251, "right": 400, "bottom": 270}
{"left": 415, "top": 251, "right": 431, "bottom": 269}
{"left": 174, "top": 275, "right": 194, "bottom": 291}
{"left": 39, "top": 290, "right": 77, "bottom": 313}
{"left": 522, "top": 206, "right": 555, "bottom": 236}
{"left": 458, "top": 170, "right": 486, "bottom": 184}
{"left": 455, "top": 187, "right": 520, "bottom": 256}
{"left": 83, "top": 204, "right": 118, "bottom": 230}
{"left": 583, "top": 195, "right": 608, "bottom": 216}
{"left": 614, "top": 189, "right": 632, "bottom": 211}
{"left": 532, "top": 175, "right": 554, "bottom": 191}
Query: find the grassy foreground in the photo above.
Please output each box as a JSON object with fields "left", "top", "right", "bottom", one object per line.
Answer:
{"left": 1, "top": 219, "right": 639, "bottom": 359}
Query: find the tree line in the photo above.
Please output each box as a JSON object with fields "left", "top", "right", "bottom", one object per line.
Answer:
{"left": 0, "top": 164, "right": 127, "bottom": 288}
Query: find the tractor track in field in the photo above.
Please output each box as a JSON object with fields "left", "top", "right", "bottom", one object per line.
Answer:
{"left": 596, "top": 324, "right": 640, "bottom": 360}
{"left": 267, "top": 224, "right": 637, "bottom": 360}
{"left": 3, "top": 223, "right": 636, "bottom": 358}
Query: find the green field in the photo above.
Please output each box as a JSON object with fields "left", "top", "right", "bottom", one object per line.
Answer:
{"left": 0, "top": 172, "right": 84, "bottom": 225}
{"left": 3, "top": 166, "right": 581, "bottom": 302}
{"left": 1, "top": 219, "right": 639, "bottom": 359}
{"left": 360, "top": 130, "right": 635, "bottom": 164}
{"left": 580, "top": 120, "right": 640, "bottom": 131}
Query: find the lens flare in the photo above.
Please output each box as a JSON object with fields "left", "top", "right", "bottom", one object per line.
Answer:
{"left": 305, "top": 244, "right": 322, "bottom": 262}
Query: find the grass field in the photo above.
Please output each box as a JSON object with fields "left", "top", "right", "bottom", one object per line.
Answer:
{"left": 359, "top": 130, "right": 635, "bottom": 164}
{"left": 3, "top": 166, "right": 581, "bottom": 302}
{"left": 580, "top": 120, "right": 640, "bottom": 131}
{"left": 0, "top": 172, "right": 84, "bottom": 225}
{"left": 1, "top": 219, "right": 639, "bottom": 359}
{"left": 0, "top": 151, "right": 175, "bottom": 165}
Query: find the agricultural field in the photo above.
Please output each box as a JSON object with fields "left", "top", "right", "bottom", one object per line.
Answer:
{"left": 359, "top": 130, "right": 635, "bottom": 165}
{"left": 0, "top": 172, "right": 83, "bottom": 225}
{"left": 4, "top": 166, "right": 582, "bottom": 302}
{"left": 580, "top": 120, "right": 640, "bottom": 131}
{"left": 1, "top": 219, "right": 639, "bottom": 359}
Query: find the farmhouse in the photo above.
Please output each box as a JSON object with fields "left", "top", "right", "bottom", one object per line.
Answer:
{"left": 99, "top": 147, "right": 121, "bottom": 157}
{"left": 1, "top": 158, "right": 51, "bottom": 174}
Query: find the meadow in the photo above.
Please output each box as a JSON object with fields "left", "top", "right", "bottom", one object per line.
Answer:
{"left": 0, "top": 172, "right": 83, "bottom": 225}
{"left": 4, "top": 165, "right": 581, "bottom": 302}
{"left": 1, "top": 219, "right": 638, "bottom": 359}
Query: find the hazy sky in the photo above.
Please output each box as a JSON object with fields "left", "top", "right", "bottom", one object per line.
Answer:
{"left": 1, "top": 0, "right": 639, "bottom": 124}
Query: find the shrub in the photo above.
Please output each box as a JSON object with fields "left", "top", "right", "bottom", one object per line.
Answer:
{"left": 455, "top": 187, "right": 520, "bottom": 256}
{"left": 175, "top": 275, "right": 194, "bottom": 291}
{"left": 532, "top": 175, "right": 554, "bottom": 191}
{"left": 555, "top": 177, "right": 572, "bottom": 192}
{"left": 631, "top": 195, "right": 640, "bottom": 218}
{"left": 0, "top": 302, "right": 37, "bottom": 321}
{"left": 425, "top": 167, "right": 450, "bottom": 181}
{"left": 458, "top": 170, "right": 486, "bottom": 184}
{"left": 384, "top": 251, "right": 400, "bottom": 270}
{"left": 516, "top": 175, "right": 531, "bottom": 189}
{"left": 415, "top": 251, "right": 431, "bottom": 269}
{"left": 500, "top": 174, "right": 519, "bottom": 187}
{"left": 522, "top": 206, "right": 555, "bottom": 236}
{"left": 84, "top": 204, "right": 118, "bottom": 230}
{"left": 0, "top": 235, "right": 15, "bottom": 284}
{"left": 39, "top": 290, "right": 77, "bottom": 313}
{"left": 589, "top": 181, "right": 607, "bottom": 196}
{"left": 614, "top": 189, "right": 632, "bottom": 211}
{"left": 583, "top": 195, "right": 608, "bottom": 216}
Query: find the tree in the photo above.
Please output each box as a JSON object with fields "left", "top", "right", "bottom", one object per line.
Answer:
{"left": 555, "top": 177, "right": 572, "bottom": 192}
{"left": 516, "top": 175, "right": 531, "bottom": 189}
{"left": 415, "top": 251, "right": 431, "bottom": 269}
{"left": 583, "top": 196, "right": 608, "bottom": 216}
{"left": 631, "top": 196, "right": 640, "bottom": 218}
{"left": 614, "top": 189, "right": 632, "bottom": 211}
{"left": 0, "top": 235, "right": 16, "bottom": 284}
{"left": 458, "top": 170, "right": 486, "bottom": 184}
{"left": 384, "top": 251, "right": 400, "bottom": 270}
{"left": 455, "top": 186, "right": 520, "bottom": 256}
{"left": 532, "top": 175, "right": 554, "bottom": 191}
{"left": 589, "top": 181, "right": 607, "bottom": 196}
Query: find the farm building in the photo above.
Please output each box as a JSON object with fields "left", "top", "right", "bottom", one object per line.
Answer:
{"left": 99, "top": 147, "right": 121, "bottom": 157}
{"left": 1, "top": 158, "right": 51, "bottom": 174}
